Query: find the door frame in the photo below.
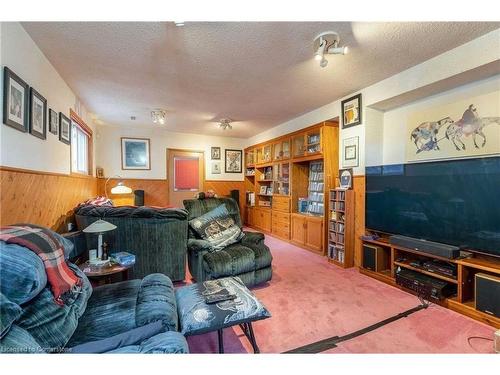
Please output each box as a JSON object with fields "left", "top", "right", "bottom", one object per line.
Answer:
{"left": 166, "top": 148, "right": 206, "bottom": 205}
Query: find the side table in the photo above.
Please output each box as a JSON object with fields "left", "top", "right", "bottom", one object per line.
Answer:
{"left": 78, "top": 261, "right": 132, "bottom": 286}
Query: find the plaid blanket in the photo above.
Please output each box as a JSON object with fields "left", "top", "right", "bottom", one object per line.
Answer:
{"left": 0, "top": 224, "right": 82, "bottom": 305}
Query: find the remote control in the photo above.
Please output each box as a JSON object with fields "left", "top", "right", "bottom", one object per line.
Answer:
{"left": 205, "top": 293, "right": 236, "bottom": 304}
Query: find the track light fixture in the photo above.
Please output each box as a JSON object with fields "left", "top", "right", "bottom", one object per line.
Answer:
{"left": 313, "top": 31, "right": 348, "bottom": 68}
{"left": 151, "top": 110, "right": 167, "bottom": 125}
{"left": 219, "top": 118, "right": 232, "bottom": 130}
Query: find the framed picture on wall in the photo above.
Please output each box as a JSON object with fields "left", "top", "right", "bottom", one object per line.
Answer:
{"left": 342, "top": 136, "right": 359, "bottom": 168}
{"left": 211, "top": 161, "right": 221, "bottom": 174}
{"left": 59, "top": 112, "right": 71, "bottom": 145}
{"left": 341, "top": 93, "right": 362, "bottom": 129}
{"left": 3, "top": 67, "right": 29, "bottom": 133}
{"left": 225, "top": 149, "right": 242, "bottom": 173}
{"left": 211, "top": 146, "right": 221, "bottom": 160}
{"left": 49, "top": 109, "right": 58, "bottom": 135}
{"left": 121, "top": 137, "right": 151, "bottom": 170}
{"left": 29, "top": 88, "right": 47, "bottom": 140}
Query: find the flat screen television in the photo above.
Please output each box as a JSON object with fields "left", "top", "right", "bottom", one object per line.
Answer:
{"left": 365, "top": 156, "right": 500, "bottom": 257}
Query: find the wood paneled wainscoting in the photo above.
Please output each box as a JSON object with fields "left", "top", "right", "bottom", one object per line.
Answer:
{"left": 97, "top": 178, "right": 246, "bottom": 217}
{"left": 97, "top": 178, "right": 169, "bottom": 207}
{"left": 0, "top": 166, "right": 97, "bottom": 232}
{"left": 204, "top": 180, "right": 246, "bottom": 220}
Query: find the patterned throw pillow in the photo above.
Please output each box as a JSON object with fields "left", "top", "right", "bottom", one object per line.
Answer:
{"left": 188, "top": 204, "right": 243, "bottom": 250}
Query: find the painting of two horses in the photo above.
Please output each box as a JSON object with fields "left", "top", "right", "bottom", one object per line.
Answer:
{"left": 406, "top": 89, "right": 500, "bottom": 162}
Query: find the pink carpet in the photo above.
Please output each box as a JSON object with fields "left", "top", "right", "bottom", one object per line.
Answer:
{"left": 182, "top": 231, "right": 496, "bottom": 354}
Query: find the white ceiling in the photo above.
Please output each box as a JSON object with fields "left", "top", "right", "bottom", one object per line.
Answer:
{"left": 22, "top": 22, "right": 499, "bottom": 138}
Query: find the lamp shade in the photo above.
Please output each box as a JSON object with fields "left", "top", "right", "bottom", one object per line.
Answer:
{"left": 111, "top": 181, "right": 132, "bottom": 195}
{"left": 83, "top": 219, "right": 117, "bottom": 234}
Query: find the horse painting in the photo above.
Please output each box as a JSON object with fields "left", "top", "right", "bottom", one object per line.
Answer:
{"left": 410, "top": 117, "right": 454, "bottom": 152}
{"left": 445, "top": 104, "right": 500, "bottom": 150}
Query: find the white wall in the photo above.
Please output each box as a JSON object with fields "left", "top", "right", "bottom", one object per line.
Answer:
{"left": 96, "top": 125, "right": 246, "bottom": 181}
{"left": 0, "top": 22, "right": 95, "bottom": 175}
{"left": 246, "top": 28, "right": 500, "bottom": 176}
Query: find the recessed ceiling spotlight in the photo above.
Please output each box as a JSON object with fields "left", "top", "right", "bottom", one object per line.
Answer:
{"left": 151, "top": 110, "right": 167, "bottom": 125}
{"left": 313, "top": 31, "right": 348, "bottom": 68}
{"left": 219, "top": 118, "right": 232, "bottom": 130}
{"left": 174, "top": 21, "right": 185, "bottom": 27}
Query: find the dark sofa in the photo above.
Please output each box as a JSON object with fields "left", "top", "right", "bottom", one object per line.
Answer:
{"left": 74, "top": 205, "right": 188, "bottom": 281}
{"left": 183, "top": 197, "right": 273, "bottom": 287}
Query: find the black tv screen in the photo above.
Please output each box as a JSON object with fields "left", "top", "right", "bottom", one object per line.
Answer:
{"left": 365, "top": 156, "right": 500, "bottom": 257}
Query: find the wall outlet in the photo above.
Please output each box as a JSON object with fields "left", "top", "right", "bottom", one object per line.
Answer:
{"left": 495, "top": 329, "right": 500, "bottom": 354}
{"left": 67, "top": 222, "right": 74, "bottom": 232}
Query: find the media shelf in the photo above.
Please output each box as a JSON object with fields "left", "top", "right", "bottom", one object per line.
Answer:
{"left": 327, "top": 188, "right": 354, "bottom": 268}
{"left": 360, "top": 234, "right": 500, "bottom": 328}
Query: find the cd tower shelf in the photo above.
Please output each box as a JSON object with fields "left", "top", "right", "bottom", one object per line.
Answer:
{"left": 327, "top": 188, "right": 355, "bottom": 268}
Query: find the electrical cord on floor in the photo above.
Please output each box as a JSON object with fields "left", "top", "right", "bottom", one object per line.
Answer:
{"left": 467, "top": 335, "right": 494, "bottom": 351}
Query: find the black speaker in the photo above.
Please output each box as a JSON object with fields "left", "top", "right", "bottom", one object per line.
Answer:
{"left": 362, "top": 244, "right": 389, "bottom": 272}
{"left": 475, "top": 273, "right": 500, "bottom": 318}
{"left": 134, "top": 190, "right": 144, "bottom": 206}
{"left": 229, "top": 189, "right": 240, "bottom": 208}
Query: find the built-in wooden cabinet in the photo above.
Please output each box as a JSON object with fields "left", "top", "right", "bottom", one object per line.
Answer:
{"left": 244, "top": 121, "right": 339, "bottom": 256}
{"left": 290, "top": 213, "right": 324, "bottom": 253}
{"left": 253, "top": 207, "right": 272, "bottom": 232}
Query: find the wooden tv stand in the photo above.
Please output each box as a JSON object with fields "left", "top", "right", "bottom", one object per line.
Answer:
{"left": 359, "top": 236, "right": 500, "bottom": 328}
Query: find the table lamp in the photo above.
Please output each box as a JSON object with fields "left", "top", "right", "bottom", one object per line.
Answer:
{"left": 83, "top": 219, "right": 117, "bottom": 265}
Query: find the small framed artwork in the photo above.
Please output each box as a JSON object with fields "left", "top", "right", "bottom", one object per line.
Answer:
{"left": 266, "top": 186, "right": 273, "bottom": 195}
{"left": 211, "top": 161, "right": 221, "bottom": 174}
{"left": 211, "top": 146, "right": 221, "bottom": 160}
{"left": 49, "top": 109, "right": 58, "bottom": 135}
{"left": 121, "top": 137, "right": 151, "bottom": 170}
{"left": 342, "top": 136, "right": 359, "bottom": 168}
{"left": 260, "top": 185, "right": 267, "bottom": 195}
{"left": 3, "top": 67, "right": 29, "bottom": 133}
{"left": 225, "top": 149, "right": 242, "bottom": 173}
{"left": 29, "top": 88, "right": 47, "bottom": 139}
{"left": 339, "top": 168, "right": 353, "bottom": 190}
{"left": 59, "top": 112, "right": 71, "bottom": 145}
{"left": 96, "top": 167, "right": 104, "bottom": 178}
{"left": 341, "top": 93, "right": 362, "bottom": 129}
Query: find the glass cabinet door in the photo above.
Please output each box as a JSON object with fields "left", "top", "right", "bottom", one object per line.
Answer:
{"left": 282, "top": 139, "right": 290, "bottom": 159}
{"left": 245, "top": 150, "right": 254, "bottom": 166}
{"left": 273, "top": 142, "right": 282, "bottom": 161}
{"left": 292, "top": 134, "right": 305, "bottom": 158}
{"left": 256, "top": 147, "right": 263, "bottom": 164}
{"left": 306, "top": 130, "right": 321, "bottom": 154}
{"left": 273, "top": 162, "right": 290, "bottom": 195}
{"left": 263, "top": 144, "right": 272, "bottom": 163}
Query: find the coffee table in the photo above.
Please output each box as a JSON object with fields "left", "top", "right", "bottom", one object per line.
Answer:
{"left": 175, "top": 277, "right": 271, "bottom": 353}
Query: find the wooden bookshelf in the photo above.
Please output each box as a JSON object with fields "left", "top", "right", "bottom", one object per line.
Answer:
{"left": 327, "top": 188, "right": 355, "bottom": 268}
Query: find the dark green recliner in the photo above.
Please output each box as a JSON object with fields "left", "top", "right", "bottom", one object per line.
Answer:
{"left": 183, "top": 197, "right": 272, "bottom": 287}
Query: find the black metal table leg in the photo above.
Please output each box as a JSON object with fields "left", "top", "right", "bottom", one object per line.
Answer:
{"left": 240, "top": 322, "right": 260, "bottom": 353}
{"left": 218, "top": 329, "right": 224, "bottom": 353}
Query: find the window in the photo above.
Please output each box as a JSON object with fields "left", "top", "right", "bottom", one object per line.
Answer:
{"left": 70, "top": 110, "right": 93, "bottom": 175}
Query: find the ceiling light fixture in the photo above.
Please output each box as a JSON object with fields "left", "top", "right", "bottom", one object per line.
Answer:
{"left": 313, "top": 31, "right": 348, "bottom": 68}
{"left": 151, "top": 110, "right": 167, "bottom": 125}
{"left": 174, "top": 21, "right": 185, "bottom": 27}
{"left": 219, "top": 118, "right": 232, "bottom": 130}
